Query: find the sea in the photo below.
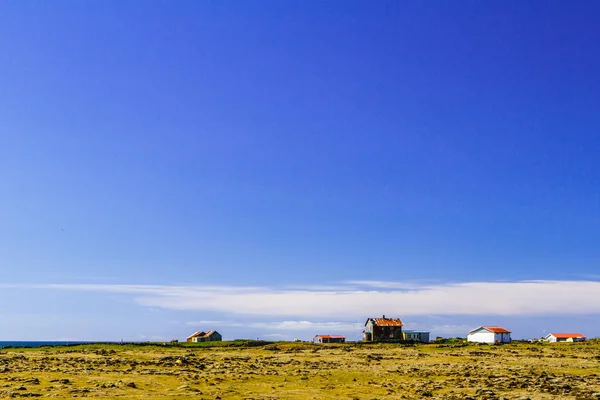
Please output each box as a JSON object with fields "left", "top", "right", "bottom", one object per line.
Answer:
{"left": 0, "top": 341, "right": 94, "bottom": 349}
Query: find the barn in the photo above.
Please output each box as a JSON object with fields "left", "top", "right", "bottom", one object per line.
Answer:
{"left": 313, "top": 335, "right": 346, "bottom": 344}
{"left": 467, "top": 326, "right": 511, "bottom": 344}
{"left": 187, "top": 330, "right": 222, "bottom": 343}
{"left": 186, "top": 331, "right": 205, "bottom": 342}
{"left": 364, "top": 316, "right": 403, "bottom": 341}
{"left": 544, "top": 333, "right": 586, "bottom": 343}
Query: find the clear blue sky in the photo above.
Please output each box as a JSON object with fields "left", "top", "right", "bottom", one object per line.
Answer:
{"left": 1, "top": 1, "right": 599, "bottom": 341}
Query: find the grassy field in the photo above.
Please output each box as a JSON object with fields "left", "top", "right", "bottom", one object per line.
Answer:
{"left": 1, "top": 340, "right": 599, "bottom": 399}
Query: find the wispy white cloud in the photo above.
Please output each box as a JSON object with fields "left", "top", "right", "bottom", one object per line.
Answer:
{"left": 3, "top": 280, "right": 600, "bottom": 318}
{"left": 186, "top": 320, "right": 225, "bottom": 325}
{"left": 186, "top": 320, "right": 362, "bottom": 331}
{"left": 428, "top": 324, "right": 475, "bottom": 336}
{"left": 262, "top": 333, "right": 288, "bottom": 338}
{"left": 343, "top": 280, "right": 428, "bottom": 290}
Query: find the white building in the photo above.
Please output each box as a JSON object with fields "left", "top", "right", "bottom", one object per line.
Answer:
{"left": 467, "top": 326, "right": 511, "bottom": 344}
{"left": 313, "top": 335, "right": 346, "bottom": 344}
{"left": 544, "top": 333, "right": 586, "bottom": 343}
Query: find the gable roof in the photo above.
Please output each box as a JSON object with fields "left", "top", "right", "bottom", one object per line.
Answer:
{"left": 368, "top": 317, "right": 403, "bottom": 327}
{"left": 187, "top": 331, "right": 206, "bottom": 339}
{"left": 314, "top": 335, "right": 346, "bottom": 339}
{"left": 547, "top": 333, "right": 586, "bottom": 339}
{"left": 468, "top": 326, "right": 511, "bottom": 335}
{"left": 483, "top": 326, "right": 511, "bottom": 334}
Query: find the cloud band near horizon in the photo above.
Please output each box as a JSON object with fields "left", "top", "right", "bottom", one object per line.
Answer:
{"left": 2, "top": 280, "right": 599, "bottom": 318}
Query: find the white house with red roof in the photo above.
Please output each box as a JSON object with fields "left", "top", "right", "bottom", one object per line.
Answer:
{"left": 467, "top": 326, "right": 511, "bottom": 344}
{"left": 544, "top": 333, "right": 586, "bottom": 343}
{"left": 313, "top": 335, "right": 346, "bottom": 344}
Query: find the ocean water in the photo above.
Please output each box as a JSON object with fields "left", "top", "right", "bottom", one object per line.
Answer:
{"left": 0, "top": 341, "right": 93, "bottom": 349}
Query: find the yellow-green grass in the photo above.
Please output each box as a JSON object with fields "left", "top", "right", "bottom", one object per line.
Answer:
{"left": 1, "top": 341, "right": 599, "bottom": 399}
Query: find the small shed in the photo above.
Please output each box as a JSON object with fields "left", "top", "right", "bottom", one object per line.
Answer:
{"left": 364, "top": 315, "right": 403, "bottom": 341}
{"left": 467, "top": 326, "right": 511, "bottom": 344}
{"left": 403, "top": 330, "right": 430, "bottom": 343}
{"left": 187, "top": 330, "right": 222, "bottom": 342}
{"left": 544, "top": 333, "right": 586, "bottom": 343}
{"left": 313, "top": 335, "right": 346, "bottom": 344}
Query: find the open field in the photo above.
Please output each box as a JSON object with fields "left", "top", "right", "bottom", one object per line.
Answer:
{"left": 1, "top": 341, "right": 600, "bottom": 399}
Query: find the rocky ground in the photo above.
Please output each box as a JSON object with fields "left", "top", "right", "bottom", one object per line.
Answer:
{"left": 0, "top": 341, "right": 599, "bottom": 399}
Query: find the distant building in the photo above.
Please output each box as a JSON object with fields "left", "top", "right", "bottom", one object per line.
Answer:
{"left": 544, "top": 333, "right": 586, "bottom": 343}
{"left": 313, "top": 335, "right": 346, "bottom": 344}
{"left": 187, "top": 331, "right": 205, "bottom": 342}
{"left": 467, "top": 326, "right": 511, "bottom": 344}
{"left": 364, "top": 316, "right": 403, "bottom": 341}
{"left": 403, "top": 330, "right": 430, "bottom": 343}
{"left": 187, "top": 330, "right": 222, "bottom": 343}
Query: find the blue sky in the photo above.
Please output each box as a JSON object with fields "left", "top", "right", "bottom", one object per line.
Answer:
{"left": 1, "top": 1, "right": 599, "bottom": 341}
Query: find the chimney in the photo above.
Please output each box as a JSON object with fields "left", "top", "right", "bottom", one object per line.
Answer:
{"left": 383, "top": 315, "right": 386, "bottom": 319}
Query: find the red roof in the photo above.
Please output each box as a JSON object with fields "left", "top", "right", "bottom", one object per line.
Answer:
{"left": 550, "top": 333, "right": 586, "bottom": 339}
{"left": 372, "top": 318, "right": 403, "bottom": 327}
{"left": 482, "top": 326, "right": 511, "bottom": 333}
{"left": 315, "top": 335, "right": 345, "bottom": 339}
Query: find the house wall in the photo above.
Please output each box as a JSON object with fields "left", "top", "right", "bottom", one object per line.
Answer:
{"left": 414, "top": 332, "right": 430, "bottom": 343}
{"left": 314, "top": 337, "right": 345, "bottom": 343}
{"left": 547, "top": 335, "right": 584, "bottom": 343}
{"left": 365, "top": 321, "right": 374, "bottom": 335}
{"left": 498, "top": 333, "right": 511, "bottom": 343}
{"left": 404, "top": 332, "right": 429, "bottom": 342}
{"left": 372, "top": 326, "right": 402, "bottom": 341}
{"left": 468, "top": 331, "right": 495, "bottom": 343}
{"left": 468, "top": 331, "right": 510, "bottom": 343}
{"left": 365, "top": 320, "right": 375, "bottom": 341}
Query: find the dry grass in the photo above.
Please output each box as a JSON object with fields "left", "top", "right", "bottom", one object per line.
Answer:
{"left": 1, "top": 341, "right": 600, "bottom": 399}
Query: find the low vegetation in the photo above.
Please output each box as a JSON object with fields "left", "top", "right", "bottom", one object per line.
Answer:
{"left": 1, "top": 340, "right": 599, "bottom": 399}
